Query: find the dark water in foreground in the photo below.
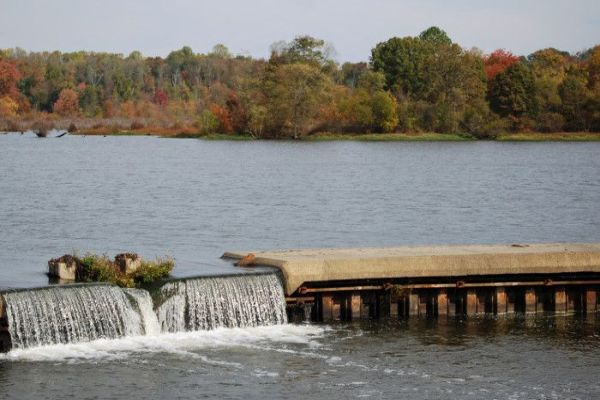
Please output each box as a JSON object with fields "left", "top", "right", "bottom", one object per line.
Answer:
{"left": 1, "top": 316, "right": 599, "bottom": 399}
{"left": 1, "top": 134, "right": 600, "bottom": 399}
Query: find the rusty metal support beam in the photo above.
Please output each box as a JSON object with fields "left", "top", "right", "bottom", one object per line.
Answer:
{"left": 297, "top": 280, "right": 600, "bottom": 295}
{"left": 437, "top": 289, "right": 448, "bottom": 316}
{"left": 466, "top": 290, "right": 477, "bottom": 315}
{"left": 351, "top": 293, "right": 361, "bottom": 320}
{"left": 525, "top": 288, "right": 537, "bottom": 313}
{"left": 299, "top": 285, "right": 384, "bottom": 294}
{"left": 586, "top": 289, "right": 597, "bottom": 313}
{"left": 322, "top": 294, "right": 334, "bottom": 321}
{"left": 286, "top": 296, "right": 315, "bottom": 303}
{"left": 496, "top": 288, "right": 507, "bottom": 314}
{"left": 409, "top": 292, "right": 419, "bottom": 316}
{"left": 392, "top": 280, "right": 600, "bottom": 290}
{"left": 555, "top": 288, "right": 567, "bottom": 313}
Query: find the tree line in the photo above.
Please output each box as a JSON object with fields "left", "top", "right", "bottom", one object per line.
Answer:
{"left": 1, "top": 27, "right": 599, "bottom": 138}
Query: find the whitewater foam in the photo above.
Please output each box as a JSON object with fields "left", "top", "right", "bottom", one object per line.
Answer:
{"left": 0, "top": 324, "right": 328, "bottom": 363}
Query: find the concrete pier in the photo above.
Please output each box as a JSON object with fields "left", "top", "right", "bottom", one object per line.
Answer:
{"left": 225, "top": 243, "right": 600, "bottom": 321}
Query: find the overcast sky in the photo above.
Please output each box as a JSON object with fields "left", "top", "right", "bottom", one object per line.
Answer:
{"left": 1, "top": 0, "right": 598, "bottom": 62}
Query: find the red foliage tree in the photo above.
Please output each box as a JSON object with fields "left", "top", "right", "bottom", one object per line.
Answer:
{"left": 226, "top": 92, "right": 248, "bottom": 133}
{"left": 484, "top": 49, "right": 520, "bottom": 80}
{"left": 103, "top": 100, "right": 115, "bottom": 118}
{"left": 153, "top": 89, "right": 169, "bottom": 108}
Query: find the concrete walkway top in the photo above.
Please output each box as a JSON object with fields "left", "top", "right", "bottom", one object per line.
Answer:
{"left": 223, "top": 243, "right": 600, "bottom": 295}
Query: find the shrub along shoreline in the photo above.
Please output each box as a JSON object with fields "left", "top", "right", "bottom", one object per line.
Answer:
{"left": 4, "top": 126, "right": 600, "bottom": 141}
{"left": 68, "top": 129, "right": 600, "bottom": 141}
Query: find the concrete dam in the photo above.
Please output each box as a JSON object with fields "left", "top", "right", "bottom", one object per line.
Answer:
{"left": 223, "top": 243, "right": 600, "bottom": 321}
{"left": 1, "top": 242, "right": 599, "bottom": 351}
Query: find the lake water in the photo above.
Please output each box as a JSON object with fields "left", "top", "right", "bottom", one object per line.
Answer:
{"left": 1, "top": 133, "right": 599, "bottom": 399}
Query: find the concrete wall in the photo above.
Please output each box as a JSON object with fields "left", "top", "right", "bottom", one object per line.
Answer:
{"left": 224, "top": 243, "right": 600, "bottom": 295}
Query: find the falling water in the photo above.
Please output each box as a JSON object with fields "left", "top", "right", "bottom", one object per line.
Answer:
{"left": 126, "top": 289, "right": 161, "bottom": 336}
{"left": 4, "top": 284, "right": 144, "bottom": 349}
{"left": 2, "top": 273, "right": 288, "bottom": 350}
{"left": 156, "top": 273, "right": 288, "bottom": 333}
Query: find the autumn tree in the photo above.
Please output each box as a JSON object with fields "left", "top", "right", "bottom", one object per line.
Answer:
{"left": 270, "top": 35, "right": 337, "bottom": 75}
{"left": 338, "top": 62, "right": 368, "bottom": 88}
{"left": 0, "top": 96, "right": 19, "bottom": 118}
{"left": 583, "top": 46, "right": 600, "bottom": 88}
{"left": 371, "top": 27, "right": 488, "bottom": 133}
{"left": 484, "top": 49, "right": 519, "bottom": 80}
{"left": 371, "top": 35, "right": 429, "bottom": 95}
{"left": 53, "top": 88, "right": 80, "bottom": 116}
{"left": 153, "top": 89, "right": 169, "bottom": 108}
{"left": 0, "top": 58, "right": 22, "bottom": 100}
{"left": 559, "top": 67, "right": 590, "bottom": 131}
{"left": 488, "top": 62, "right": 537, "bottom": 120}
{"left": 210, "top": 44, "right": 232, "bottom": 59}
{"left": 79, "top": 83, "right": 103, "bottom": 116}
{"left": 1, "top": 31, "right": 599, "bottom": 136}
{"left": 527, "top": 48, "right": 571, "bottom": 131}
{"left": 262, "top": 63, "right": 329, "bottom": 138}
{"left": 336, "top": 71, "right": 398, "bottom": 133}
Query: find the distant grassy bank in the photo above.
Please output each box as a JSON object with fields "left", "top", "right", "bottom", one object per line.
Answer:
{"left": 4, "top": 120, "right": 600, "bottom": 141}
{"left": 301, "top": 132, "right": 473, "bottom": 141}
{"left": 74, "top": 129, "right": 600, "bottom": 142}
{"left": 496, "top": 132, "right": 600, "bottom": 141}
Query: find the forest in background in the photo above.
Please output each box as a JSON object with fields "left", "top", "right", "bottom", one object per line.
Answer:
{"left": 1, "top": 27, "right": 599, "bottom": 139}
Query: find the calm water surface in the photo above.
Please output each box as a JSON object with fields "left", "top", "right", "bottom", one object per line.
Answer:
{"left": 0, "top": 133, "right": 599, "bottom": 399}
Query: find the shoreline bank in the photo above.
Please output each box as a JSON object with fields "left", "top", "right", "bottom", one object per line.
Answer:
{"left": 4, "top": 129, "right": 600, "bottom": 142}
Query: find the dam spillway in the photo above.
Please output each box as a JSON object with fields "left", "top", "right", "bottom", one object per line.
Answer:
{"left": 223, "top": 243, "right": 600, "bottom": 321}
{"left": 3, "top": 284, "right": 144, "bottom": 349}
{"left": 155, "top": 273, "right": 287, "bottom": 332}
{"left": 0, "top": 272, "right": 287, "bottom": 351}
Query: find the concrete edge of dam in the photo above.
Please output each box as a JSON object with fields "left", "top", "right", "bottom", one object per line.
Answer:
{"left": 222, "top": 242, "right": 600, "bottom": 295}
{"left": 223, "top": 242, "right": 600, "bottom": 322}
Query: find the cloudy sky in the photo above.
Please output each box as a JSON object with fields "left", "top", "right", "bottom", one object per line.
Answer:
{"left": 1, "top": 0, "right": 598, "bottom": 61}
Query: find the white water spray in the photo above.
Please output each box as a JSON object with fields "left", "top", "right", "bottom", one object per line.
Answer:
{"left": 126, "top": 289, "right": 161, "bottom": 336}
{"left": 2, "top": 273, "right": 289, "bottom": 351}
{"left": 4, "top": 285, "right": 143, "bottom": 349}
{"left": 157, "top": 274, "right": 288, "bottom": 332}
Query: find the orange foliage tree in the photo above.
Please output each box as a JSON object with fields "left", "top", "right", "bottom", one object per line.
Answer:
{"left": 120, "top": 100, "right": 136, "bottom": 118}
{"left": 53, "top": 88, "right": 80, "bottom": 116}
{"left": 208, "top": 103, "right": 233, "bottom": 133}
{"left": 0, "top": 59, "right": 22, "bottom": 100}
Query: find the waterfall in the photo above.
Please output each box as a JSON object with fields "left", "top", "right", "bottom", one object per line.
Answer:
{"left": 126, "top": 289, "right": 161, "bottom": 336}
{"left": 156, "top": 273, "right": 288, "bottom": 333}
{"left": 4, "top": 284, "right": 144, "bottom": 349}
{"left": 2, "top": 272, "right": 289, "bottom": 351}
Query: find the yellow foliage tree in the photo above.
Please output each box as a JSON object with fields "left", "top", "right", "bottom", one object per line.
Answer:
{"left": 0, "top": 96, "right": 19, "bottom": 118}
